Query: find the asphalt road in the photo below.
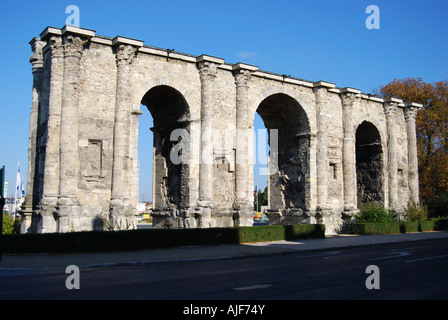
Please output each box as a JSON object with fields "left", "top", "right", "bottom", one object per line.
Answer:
{"left": 1, "top": 238, "right": 447, "bottom": 301}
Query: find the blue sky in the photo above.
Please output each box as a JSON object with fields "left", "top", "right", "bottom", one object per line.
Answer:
{"left": 0, "top": 0, "right": 447, "bottom": 201}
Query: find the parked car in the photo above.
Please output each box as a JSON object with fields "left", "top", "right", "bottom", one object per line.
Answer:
{"left": 254, "top": 214, "right": 269, "bottom": 223}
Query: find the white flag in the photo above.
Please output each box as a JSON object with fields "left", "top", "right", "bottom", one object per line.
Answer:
{"left": 21, "top": 179, "right": 25, "bottom": 198}
{"left": 16, "top": 162, "right": 21, "bottom": 195}
{"left": 13, "top": 162, "right": 21, "bottom": 213}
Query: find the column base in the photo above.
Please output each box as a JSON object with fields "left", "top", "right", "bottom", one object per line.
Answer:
{"left": 233, "top": 211, "right": 253, "bottom": 227}
{"left": 316, "top": 209, "right": 343, "bottom": 235}
{"left": 233, "top": 200, "right": 254, "bottom": 227}
{"left": 34, "top": 195, "right": 59, "bottom": 233}
{"left": 56, "top": 196, "right": 81, "bottom": 233}
{"left": 343, "top": 203, "right": 358, "bottom": 212}
{"left": 18, "top": 204, "right": 34, "bottom": 234}
{"left": 195, "top": 206, "right": 212, "bottom": 228}
{"left": 267, "top": 208, "right": 315, "bottom": 225}
{"left": 109, "top": 198, "right": 137, "bottom": 231}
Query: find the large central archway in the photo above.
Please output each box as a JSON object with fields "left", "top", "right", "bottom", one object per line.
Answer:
{"left": 254, "top": 93, "right": 311, "bottom": 221}
{"left": 140, "top": 85, "right": 190, "bottom": 228}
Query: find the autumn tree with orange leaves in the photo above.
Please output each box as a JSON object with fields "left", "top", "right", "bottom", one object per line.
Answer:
{"left": 375, "top": 78, "right": 448, "bottom": 216}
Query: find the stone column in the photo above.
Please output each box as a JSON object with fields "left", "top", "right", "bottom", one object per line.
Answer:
{"left": 151, "top": 127, "right": 165, "bottom": 211}
{"left": 55, "top": 33, "right": 87, "bottom": 232}
{"left": 129, "top": 109, "right": 143, "bottom": 209}
{"left": 340, "top": 88, "right": 360, "bottom": 214}
{"left": 404, "top": 102, "right": 422, "bottom": 206}
{"left": 384, "top": 97, "right": 401, "bottom": 210}
{"left": 110, "top": 38, "right": 142, "bottom": 230}
{"left": 196, "top": 55, "right": 223, "bottom": 226}
{"left": 232, "top": 63, "right": 258, "bottom": 226}
{"left": 313, "top": 82, "right": 334, "bottom": 212}
{"left": 21, "top": 38, "right": 46, "bottom": 233}
{"left": 35, "top": 35, "right": 65, "bottom": 234}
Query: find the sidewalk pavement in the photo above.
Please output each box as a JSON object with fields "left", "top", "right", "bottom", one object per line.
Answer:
{"left": 1, "top": 231, "right": 448, "bottom": 270}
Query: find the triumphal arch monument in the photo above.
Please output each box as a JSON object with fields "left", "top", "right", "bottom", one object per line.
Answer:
{"left": 21, "top": 25, "right": 422, "bottom": 234}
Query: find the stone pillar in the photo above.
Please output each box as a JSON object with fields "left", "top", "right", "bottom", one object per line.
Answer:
{"left": 151, "top": 127, "right": 165, "bottom": 211}
{"left": 196, "top": 55, "right": 223, "bottom": 226}
{"left": 313, "top": 81, "right": 339, "bottom": 233}
{"left": 404, "top": 102, "right": 422, "bottom": 206}
{"left": 313, "top": 82, "right": 334, "bottom": 212}
{"left": 21, "top": 38, "right": 46, "bottom": 233}
{"left": 340, "top": 88, "right": 360, "bottom": 214}
{"left": 55, "top": 30, "right": 91, "bottom": 232}
{"left": 307, "top": 132, "right": 318, "bottom": 213}
{"left": 384, "top": 97, "right": 401, "bottom": 210}
{"left": 232, "top": 63, "right": 258, "bottom": 226}
{"left": 110, "top": 37, "right": 142, "bottom": 230}
{"left": 33, "top": 34, "right": 65, "bottom": 234}
{"left": 129, "top": 109, "right": 143, "bottom": 209}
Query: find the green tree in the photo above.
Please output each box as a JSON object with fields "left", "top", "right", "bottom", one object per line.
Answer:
{"left": 374, "top": 78, "right": 448, "bottom": 216}
{"left": 2, "top": 213, "right": 15, "bottom": 234}
{"left": 254, "top": 186, "right": 268, "bottom": 212}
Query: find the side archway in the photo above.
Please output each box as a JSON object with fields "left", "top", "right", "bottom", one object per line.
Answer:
{"left": 355, "top": 121, "right": 384, "bottom": 206}
{"left": 140, "top": 85, "right": 191, "bottom": 227}
{"left": 254, "top": 93, "right": 311, "bottom": 217}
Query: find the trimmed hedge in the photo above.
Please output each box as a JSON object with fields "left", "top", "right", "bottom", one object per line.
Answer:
{"left": 2, "top": 224, "right": 325, "bottom": 254}
{"left": 237, "top": 224, "right": 325, "bottom": 243}
{"left": 400, "top": 221, "right": 419, "bottom": 233}
{"left": 284, "top": 224, "right": 326, "bottom": 241}
{"left": 237, "top": 225, "right": 285, "bottom": 243}
{"left": 353, "top": 222, "right": 401, "bottom": 235}
{"left": 419, "top": 220, "right": 435, "bottom": 232}
{"left": 354, "top": 218, "right": 448, "bottom": 235}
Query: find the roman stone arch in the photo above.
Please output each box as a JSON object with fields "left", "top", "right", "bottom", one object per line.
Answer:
{"left": 353, "top": 115, "right": 387, "bottom": 154}
{"left": 134, "top": 78, "right": 200, "bottom": 120}
{"left": 250, "top": 86, "right": 316, "bottom": 133}
{"left": 22, "top": 26, "right": 422, "bottom": 234}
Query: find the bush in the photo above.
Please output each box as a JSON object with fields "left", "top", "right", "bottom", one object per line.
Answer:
{"left": 405, "top": 203, "right": 428, "bottom": 221}
{"left": 354, "top": 203, "right": 397, "bottom": 223}
{"left": 2, "top": 213, "right": 15, "bottom": 234}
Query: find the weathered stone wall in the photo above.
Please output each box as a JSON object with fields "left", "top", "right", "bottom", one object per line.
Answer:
{"left": 326, "top": 93, "right": 344, "bottom": 210}
{"left": 77, "top": 40, "right": 117, "bottom": 229}
{"left": 22, "top": 26, "right": 422, "bottom": 235}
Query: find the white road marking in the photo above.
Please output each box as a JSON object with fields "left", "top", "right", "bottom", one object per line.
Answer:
{"left": 406, "top": 254, "right": 448, "bottom": 263}
{"left": 233, "top": 284, "right": 272, "bottom": 291}
{"left": 368, "top": 252, "right": 412, "bottom": 261}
